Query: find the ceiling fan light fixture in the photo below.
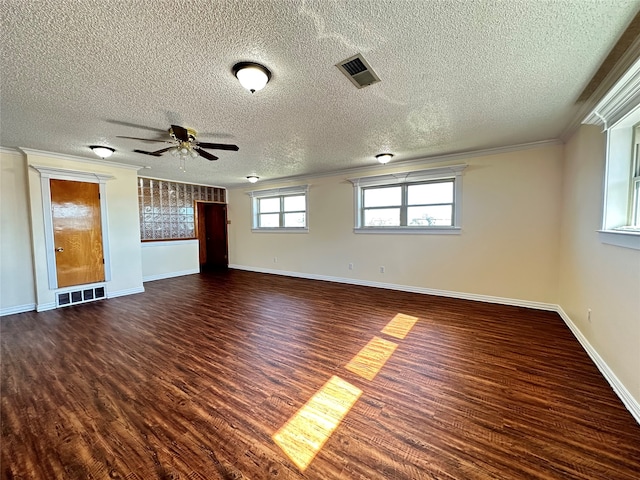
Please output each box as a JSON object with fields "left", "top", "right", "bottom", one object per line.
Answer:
{"left": 233, "top": 62, "right": 271, "bottom": 93}
{"left": 376, "top": 153, "right": 394, "bottom": 164}
{"left": 247, "top": 175, "right": 259, "bottom": 183}
{"left": 90, "top": 146, "right": 115, "bottom": 158}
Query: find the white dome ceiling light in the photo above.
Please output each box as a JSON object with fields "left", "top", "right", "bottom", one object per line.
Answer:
{"left": 90, "top": 146, "right": 115, "bottom": 158}
{"left": 376, "top": 153, "right": 394, "bottom": 164}
{"left": 233, "top": 62, "right": 272, "bottom": 93}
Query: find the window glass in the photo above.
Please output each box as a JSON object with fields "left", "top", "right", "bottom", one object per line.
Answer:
{"left": 364, "top": 208, "right": 401, "bottom": 226}
{"left": 407, "top": 205, "right": 453, "bottom": 226}
{"left": 259, "top": 197, "right": 280, "bottom": 213}
{"left": 259, "top": 213, "right": 280, "bottom": 228}
{"left": 408, "top": 182, "right": 453, "bottom": 205}
{"left": 284, "top": 212, "right": 306, "bottom": 228}
{"left": 364, "top": 186, "right": 402, "bottom": 207}
{"left": 284, "top": 195, "right": 305, "bottom": 212}
{"left": 250, "top": 186, "right": 309, "bottom": 231}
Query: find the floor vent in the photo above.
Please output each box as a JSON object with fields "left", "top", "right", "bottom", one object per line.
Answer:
{"left": 57, "top": 285, "right": 106, "bottom": 308}
{"left": 336, "top": 53, "right": 381, "bottom": 89}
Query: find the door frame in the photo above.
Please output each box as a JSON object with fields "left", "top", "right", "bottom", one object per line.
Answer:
{"left": 31, "top": 165, "right": 113, "bottom": 289}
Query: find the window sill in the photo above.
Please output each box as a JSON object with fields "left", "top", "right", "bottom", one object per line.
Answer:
{"left": 354, "top": 226, "right": 461, "bottom": 235}
{"left": 251, "top": 227, "right": 309, "bottom": 233}
{"left": 598, "top": 229, "right": 640, "bottom": 250}
{"left": 141, "top": 239, "right": 199, "bottom": 247}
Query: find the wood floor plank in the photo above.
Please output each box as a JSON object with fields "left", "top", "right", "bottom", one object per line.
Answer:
{"left": 1, "top": 270, "right": 639, "bottom": 479}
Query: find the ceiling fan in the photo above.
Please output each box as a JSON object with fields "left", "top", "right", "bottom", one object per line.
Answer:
{"left": 117, "top": 125, "right": 239, "bottom": 163}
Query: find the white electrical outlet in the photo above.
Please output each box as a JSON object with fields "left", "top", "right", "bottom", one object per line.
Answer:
{"left": 348, "top": 263, "right": 354, "bottom": 270}
{"left": 273, "top": 257, "right": 278, "bottom": 263}
{"left": 380, "top": 266, "right": 385, "bottom": 273}
{"left": 588, "top": 309, "right": 592, "bottom": 322}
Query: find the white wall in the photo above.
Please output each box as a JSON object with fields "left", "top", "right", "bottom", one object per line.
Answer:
{"left": 141, "top": 240, "right": 199, "bottom": 281}
{"left": 558, "top": 125, "right": 640, "bottom": 408}
{"left": 0, "top": 150, "right": 36, "bottom": 315}
{"left": 228, "top": 143, "right": 564, "bottom": 305}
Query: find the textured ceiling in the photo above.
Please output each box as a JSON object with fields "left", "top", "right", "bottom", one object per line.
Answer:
{"left": 1, "top": 0, "right": 639, "bottom": 187}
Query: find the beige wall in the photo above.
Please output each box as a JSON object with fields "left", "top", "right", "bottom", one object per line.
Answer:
{"left": 0, "top": 150, "right": 36, "bottom": 314}
{"left": 229, "top": 143, "right": 564, "bottom": 304}
{"left": 558, "top": 125, "right": 640, "bottom": 405}
{"left": 11, "top": 151, "right": 144, "bottom": 311}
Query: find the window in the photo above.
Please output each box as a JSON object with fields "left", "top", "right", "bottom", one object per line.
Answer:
{"left": 583, "top": 57, "right": 640, "bottom": 250}
{"left": 631, "top": 126, "right": 640, "bottom": 227}
{"left": 138, "top": 177, "right": 225, "bottom": 240}
{"left": 349, "top": 165, "right": 466, "bottom": 234}
{"left": 248, "top": 185, "right": 309, "bottom": 232}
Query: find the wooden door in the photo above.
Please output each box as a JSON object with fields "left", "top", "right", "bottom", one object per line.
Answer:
{"left": 197, "top": 202, "right": 228, "bottom": 271}
{"left": 50, "top": 179, "right": 105, "bottom": 288}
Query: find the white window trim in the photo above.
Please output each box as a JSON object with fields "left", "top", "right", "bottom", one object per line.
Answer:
{"left": 348, "top": 164, "right": 466, "bottom": 234}
{"left": 247, "top": 185, "right": 309, "bottom": 232}
{"left": 583, "top": 56, "right": 640, "bottom": 250}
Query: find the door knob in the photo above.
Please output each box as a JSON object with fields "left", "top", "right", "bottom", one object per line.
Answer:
{"left": 55, "top": 247, "right": 64, "bottom": 252}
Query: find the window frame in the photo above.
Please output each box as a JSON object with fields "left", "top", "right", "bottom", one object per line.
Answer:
{"left": 248, "top": 185, "right": 309, "bottom": 233}
{"left": 348, "top": 164, "right": 466, "bottom": 234}
{"left": 583, "top": 57, "right": 640, "bottom": 250}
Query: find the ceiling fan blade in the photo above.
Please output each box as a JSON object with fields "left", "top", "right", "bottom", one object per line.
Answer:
{"left": 197, "top": 142, "right": 239, "bottom": 151}
{"left": 133, "top": 147, "right": 173, "bottom": 157}
{"left": 117, "top": 136, "right": 170, "bottom": 143}
{"left": 105, "top": 120, "right": 167, "bottom": 133}
{"left": 194, "top": 147, "right": 218, "bottom": 161}
{"left": 171, "top": 125, "right": 190, "bottom": 142}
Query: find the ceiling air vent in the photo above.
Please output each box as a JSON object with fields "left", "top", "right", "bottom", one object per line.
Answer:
{"left": 336, "top": 54, "right": 381, "bottom": 89}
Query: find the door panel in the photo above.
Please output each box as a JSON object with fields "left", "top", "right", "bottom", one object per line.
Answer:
{"left": 197, "top": 202, "right": 228, "bottom": 270}
{"left": 50, "top": 179, "right": 105, "bottom": 288}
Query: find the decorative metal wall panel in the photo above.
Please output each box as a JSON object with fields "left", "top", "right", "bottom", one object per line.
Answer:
{"left": 138, "top": 177, "right": 225, "bottom": 240}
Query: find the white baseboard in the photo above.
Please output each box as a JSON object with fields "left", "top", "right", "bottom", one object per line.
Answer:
{"left": 143, "top": 268, "right": 199, "bottom": 283}
{"left": 556, "top": 307, "right": 640, "bottom": 424}
{"left": 228, "top": 264, "right": 557, "bottom": 311}
{"left": 107, "top": 286, "right": 145, "bottom": 299}
{"left": 36, "top": 302, "right": 56, "bottom": 312}
{"left": 229, "top": 264, "right": 640, "bottom": 424}
{"left": 0, "top": 303, "right": 36, "bottom": 316}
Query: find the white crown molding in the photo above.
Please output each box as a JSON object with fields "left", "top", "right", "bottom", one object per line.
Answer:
{"left": 0, "top": 146, "right": 23, "bottom": 155}
{"left": 231, "top": 139, "right": 562, "bottom": 191}
{"left": 19, "top": 147, "right": 145, "bottom": 171}
{"left": 583, "top": 56, "right": 640, "bottom": 130}
{"left": 562, "top": 35, "right": 640, "bottom": 139}
{"left": 30, "top": 164, "right": 114, "bottom": 183}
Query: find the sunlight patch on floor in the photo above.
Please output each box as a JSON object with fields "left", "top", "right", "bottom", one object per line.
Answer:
{"left": 272, "top": 375, "right": 362, "bottom": 471}
{"left": 381, "top": 313, "right": 418, "bottom": 339}
{"left": 345, "top": 336, "right": 398, "bottom": 381}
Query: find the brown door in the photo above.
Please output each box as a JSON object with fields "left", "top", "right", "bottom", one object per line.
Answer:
{"left": 50, "top": 179, "right": 105, "bottom": 288}
{"left": 197, "top": 202, "right": 228, "bottom": 271}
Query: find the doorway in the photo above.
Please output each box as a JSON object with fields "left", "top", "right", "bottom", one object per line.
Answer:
{"left": 50, "top": 179, "right": 105, "bottom": 288}
{"left": 196, "top": 202, "right": 228, "bottom": 271}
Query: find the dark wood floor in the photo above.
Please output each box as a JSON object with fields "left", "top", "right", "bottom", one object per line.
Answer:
{"left": 1, "top": 270, "right": 639, "bottom": 479}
